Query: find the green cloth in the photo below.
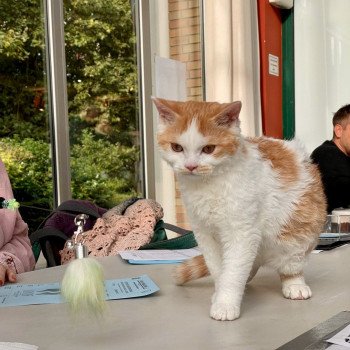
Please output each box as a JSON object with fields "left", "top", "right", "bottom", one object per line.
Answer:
{"left": 141, "top": 220, "right": 197, "bottom": 250}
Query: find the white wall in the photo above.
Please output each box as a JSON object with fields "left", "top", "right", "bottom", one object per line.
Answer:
{"left": 149, "top": 0, "right": 177, "bottom": 225}
{"left": 295, "top": 0, "right": 350, "bottom": 153}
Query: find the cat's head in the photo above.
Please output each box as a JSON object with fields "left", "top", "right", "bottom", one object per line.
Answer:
{"left": 152, "top": 97, "right": 242, "bottom": 176}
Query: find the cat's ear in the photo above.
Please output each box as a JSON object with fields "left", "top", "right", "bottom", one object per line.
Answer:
{"left": 152, "top": 97, "right": 177, "bottom": 124}
{"left": 215, "top": 101, "right": 242, "bottom": 127}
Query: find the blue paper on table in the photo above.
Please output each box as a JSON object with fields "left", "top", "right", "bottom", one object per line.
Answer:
{"left": 119, "top": 248, "right": 201, "bottom": 265}
{"left": 105, "top": 275, "right": 159, "bottom": 299}
{"left": 0, "top": 275, "right": 159, "bottom": 307}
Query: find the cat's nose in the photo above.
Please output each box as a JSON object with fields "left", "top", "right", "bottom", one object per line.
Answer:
{"left": 185, "top": 164, "right": 198, "bottom": 172}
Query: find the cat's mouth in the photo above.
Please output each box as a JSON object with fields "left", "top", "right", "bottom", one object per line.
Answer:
{"left": 182, "top": 171, "right": 198, "bottom": 176}
{"left": 178, "top": 167, "right": 213, "bottom": 176}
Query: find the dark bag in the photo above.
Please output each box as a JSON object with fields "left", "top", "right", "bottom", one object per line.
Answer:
{"left": 30, "top": 199, "right": 197, "bottom": 267}
{"left": 30, "top": 200, "right": 107, "bottom": 267}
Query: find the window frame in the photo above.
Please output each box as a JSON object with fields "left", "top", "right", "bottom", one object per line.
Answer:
{"left": 44, "top": 0, "right": 152, "bottom": 206}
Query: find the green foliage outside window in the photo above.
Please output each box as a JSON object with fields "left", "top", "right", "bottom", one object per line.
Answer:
{"left": 0, "top": 132, "right": 138, "bottom": 208}
{"left": 0, "top": 0, "right": 141, "bottom": 232}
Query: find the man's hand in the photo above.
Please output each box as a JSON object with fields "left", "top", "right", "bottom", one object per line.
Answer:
{"left": 0, "top": 264, "right": 16, "bottom": 286}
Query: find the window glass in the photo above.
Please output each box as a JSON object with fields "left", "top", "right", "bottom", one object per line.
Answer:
{"left": 63, "top": 0, "right": 142, "bottom": 208}
{"left": 295, "top": 0, "right": 350, "bottom": 152}
{"left": 0, "top": 0, "right": 52, "bottom": 231}
{"left": 0, "top": 0, "right": 142, "bottom": 235}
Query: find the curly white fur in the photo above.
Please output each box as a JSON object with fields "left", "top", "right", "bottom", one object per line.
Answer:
{"left": 153, "top": 98, "right": 326, "bottom": 321}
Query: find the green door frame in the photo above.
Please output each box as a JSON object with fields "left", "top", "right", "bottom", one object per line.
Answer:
{"left": 281, "top": 8, "right": 295, "bottom": 139}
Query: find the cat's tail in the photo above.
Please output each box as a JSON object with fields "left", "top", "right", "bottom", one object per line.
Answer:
{"left": 173, "top": 255, "right": 209, "bottom": 285}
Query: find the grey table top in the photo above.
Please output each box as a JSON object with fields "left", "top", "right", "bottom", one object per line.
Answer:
{"left": 0, "top": 246, "right": 350, "bottom": 350}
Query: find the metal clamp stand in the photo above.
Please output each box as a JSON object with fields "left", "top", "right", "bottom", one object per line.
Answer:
{"left": 66, "top": 214, "right": 89, "bottom": 259}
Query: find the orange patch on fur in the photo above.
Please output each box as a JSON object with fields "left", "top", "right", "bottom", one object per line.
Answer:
{"left": 279, "top": 163, "right": 327, "bottom": 245}
{"left": 251, "top": 137, "right": 299, "bottom": 187}
{"left": 279, "top": 273, "right": 302, "bottom": 282}
{"left": 157, "top": 99, "right": 240, "bottom": 157}
{"left": 174, "top": 255, "right": 209, "bottom": 285}
{"left": 207, "top": 133, "right": 240, "bottom": 158}
{"left": 247, "top": 137, "right": 327, "bottom": 245}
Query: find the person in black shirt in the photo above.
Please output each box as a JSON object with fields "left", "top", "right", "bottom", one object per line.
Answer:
{"left": 311, "top": 104, "right": 350, "bottom": 213}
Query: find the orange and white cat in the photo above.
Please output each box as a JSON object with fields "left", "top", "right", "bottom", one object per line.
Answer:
{"left": 152, "top": 97, "right": 327, "bottom": 321}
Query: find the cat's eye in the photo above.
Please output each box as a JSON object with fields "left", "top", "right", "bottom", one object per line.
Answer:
{"left": 202, "top": 145, "right": 215, "bottom": 154}
{"left": 171, "top": 143, "right": 183, "bottom": 152}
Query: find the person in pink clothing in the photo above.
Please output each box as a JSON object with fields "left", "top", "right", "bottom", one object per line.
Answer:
{"left": 0, "top": 158, "right": 35, "bottom": 285}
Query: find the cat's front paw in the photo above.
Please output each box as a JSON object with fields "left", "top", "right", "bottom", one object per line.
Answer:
{"left": 210, "top": 302, "right": 240, "bottom": 321}
{"left": 282, "top": 284, "right": 312, "bottom": 300}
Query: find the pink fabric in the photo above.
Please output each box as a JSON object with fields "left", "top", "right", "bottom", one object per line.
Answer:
{"left": 60, "top": 199, "right": 164, "bottom": 264}
{"left": 0, "top": 159, "right": 35, "bottom": 273}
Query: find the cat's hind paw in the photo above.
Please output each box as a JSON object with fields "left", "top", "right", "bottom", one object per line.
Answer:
{"left": 282, "top": 284, "right": 312, "bottom": 300}
{"left": 210, "top": 302, "right": 240, "bottom": 321}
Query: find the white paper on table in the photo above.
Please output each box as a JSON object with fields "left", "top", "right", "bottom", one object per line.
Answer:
{"left": 327, "top": 324, "right": 350, "bottom": 348}
{"left": 0, "top": 343, "right": 38, "bottom": 350}
{"left": 327, "top": 345, "right": 350, "bottom": 350}
{"left": 119, "top": 248, "right": 201, "bottom": 262}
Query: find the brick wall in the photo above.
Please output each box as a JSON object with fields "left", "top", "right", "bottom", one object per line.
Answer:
{"left": 168, "top": 0, "right": 202, "bottom": 101}
{"left": 168, "top": 0, "right": 203, "bottom": 229}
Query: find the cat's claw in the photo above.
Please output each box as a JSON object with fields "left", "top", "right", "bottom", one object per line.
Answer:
{"left": 282, "top": 284, "right": 312, "bottom": 300}
{"left": 210, "top": 302, "right": 240, "bottom": 321}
